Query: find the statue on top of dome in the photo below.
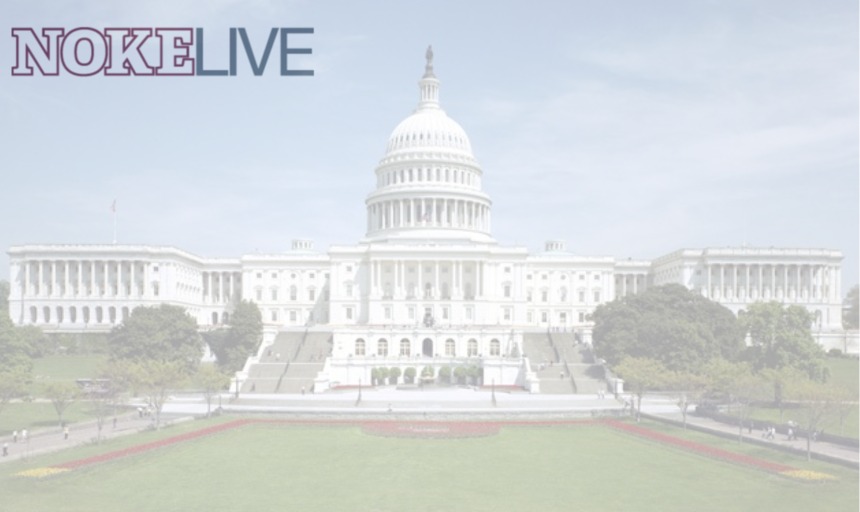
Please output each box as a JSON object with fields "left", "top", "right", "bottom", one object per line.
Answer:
{"left": 424, "top": 45, "right": 434, "bottom": 77}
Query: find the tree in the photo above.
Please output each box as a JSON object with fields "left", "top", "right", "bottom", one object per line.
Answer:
{"left": 132, "top": 360, "right": 187, "bottom": 429}
{"left": 195, "top": 364, "right": 230, "bottom": 417}
{"left": 703, "top": 359, "right": 766, "bottom": 443}
{"left": 741, "top": 302, "right": 828, "bottom": 381}
{"left": 43, "top": 381, "right": 80, "bottom": 428}
{"left": 613, "top": 357, "right": 669, "bottom": 417}
{"left": 785, "top": 379, "right": 845, "bottom": 461}
{"left": 0, "top": 279, "right": 8, "bottom": 314}
{"left": 108, "top": 305, "right": 202, "bottom": 374}
{"left": 593, "top": 284, "right": 744, "bottom": 372}
{"left": 206, "top": 300, "right": 263, "bottom": 372}
{"left": 0, "top": 315, "right": 34, "bottom": 374}
{"left": 669, "top": 371, "right": 708, "bottom": 430}
{"left": 844, "top": 285, "right": 859, "bottom": 329}
{"left": 87, "top": 367, "right": 127, "bottom": 443}
{"left": 0, "top": 369, "right": 30, "bottom": 419}
{"left": 759, "top": 366, "right": 807, "bottom": 419}
{"left": 403, "top": 367, "right": 417, "bottom": 384}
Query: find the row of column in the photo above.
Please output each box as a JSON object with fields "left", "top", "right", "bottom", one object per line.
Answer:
{"left": 367, "top": 198, "right": 490, "bottom": 232}
{"left": 617, "top": 273, "right": 647, "bottom": 297}
{"left": 379, "top": 166, "right": 477, "bottom": 188}
{"left": 368, "top": 260, "right": 485, "bottom": 300}
{"left": 202, "top": 271, "right": 241, "bottom": 303}
{"left": 22, "top": 260, "right": 156, "bottom": 299}
{"left": 705, "top": 263, "right": 839, "bottom": 302}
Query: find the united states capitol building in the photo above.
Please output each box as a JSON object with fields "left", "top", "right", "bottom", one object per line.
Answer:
{"left": 6, "top": 50, "right": 856, "bottom": 391}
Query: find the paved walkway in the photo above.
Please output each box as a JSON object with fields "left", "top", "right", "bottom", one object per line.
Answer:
{"left": 1, "top": 390, "right": 856, "bottom": 469}
{"left": 0, "top": 410, "right": 189, "bottom": 465}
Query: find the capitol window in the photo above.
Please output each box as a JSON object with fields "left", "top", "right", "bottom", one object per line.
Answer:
{"left": 255, "top": 288, "right": 262, "bottom": 301}
{"left": 400, "top": 339, "right": 411, "bottom": 356}
{"left": 355, "top": 339, "right": 365, "bottom": 356}
{"left": 378, "top": 339, "right": 388, "bottom": 357}
{"left": 490, "top": 339, "right": 500, "bottom": 356}
{"left": 445, "top": 339, "right": 456, "bottom": 356}
{"left": 467, "top": 339, "right": 478, "bottom": 357}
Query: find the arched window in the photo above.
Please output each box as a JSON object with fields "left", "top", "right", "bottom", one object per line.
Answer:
{"left": 560, "top": 287, "right": 568, "bottom": 302}
{"left": 290, "top": 285, "right": 297, "bottom": 301}
{"left": 467, "top": 339, "right": 478, "bottom": 357}
{"left": 377, "top": 339, "right": 388, "bottom": 357}
{"left": 109, "top": 307, "right": 116, "bottom": 324}
{"left": 95, "top": 307, "right": 103, "bottom": 323}
{"left": 445, "top": 339, "right": 456, "bottom": 357}
{"left": 400, "top": 338, "right": 411, "bottom": 356}
{"left": 43, "top": 306, "right": 51, "bottom": 323}
{"left": 490, "top": 339, "right": 500, "bottom": 356}
{"left": 69, "top": 307, "right": 77, "bottom": 324}
{"left": 82, "top": 306, "right": 90, "bottom": 324}
{"left": 56, "top": 306, "right": 64, "bottom": 324}
{"left": 122, "top": 307, "right": 129, "bottom": 322}
{"left": 212, "top": 312, "right": 219, "bottom": 325}
{"left": 355, "top": 338, "right": 366, "bottom": 356}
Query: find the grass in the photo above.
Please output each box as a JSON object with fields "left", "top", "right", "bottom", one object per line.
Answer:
{"left": 0, "top": 401, "right": 102, "bottom": 436}
{"left": 826, "top": 356, "right": 860, "bottom": 396}
{"left": 1, "top": 418, "right": 857, "bottom": 512}
{"left": 31, "top": 355, "right": 107, "bottom": 387}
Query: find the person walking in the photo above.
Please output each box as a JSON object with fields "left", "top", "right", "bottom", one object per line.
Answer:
{"left": 12, "top": 430, "right": 17, "bottom": 443}
{"left": 63, "top": 426, "right": 70, "bottom": 440}
{"left": 2, "top": 442, "right": 8, "bottom": 457}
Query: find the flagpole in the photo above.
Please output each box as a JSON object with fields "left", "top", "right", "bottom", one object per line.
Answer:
{"left": 111, "top": 199, "right": 117, "bottom": 244}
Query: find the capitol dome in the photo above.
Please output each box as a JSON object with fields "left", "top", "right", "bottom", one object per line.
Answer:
{"left": 364, "top": 47, "right": 494, "bottom": 245}
{"left": 385, "top": 107, "right": 473, "bottom": 156}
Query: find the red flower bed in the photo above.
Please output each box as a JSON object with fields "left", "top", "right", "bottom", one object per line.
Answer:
{"left": 361, "top": 421, "right": 501, "bottom": 439}
{"left": 603, "top": 419, "right": 794, "bottom": 473}
{"left": 56, "top": 419, "right": 253, "bottom": 470}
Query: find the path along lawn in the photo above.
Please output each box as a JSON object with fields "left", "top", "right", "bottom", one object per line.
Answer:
{"left": 1, "top": 419, "right": 857, "bottom": 512}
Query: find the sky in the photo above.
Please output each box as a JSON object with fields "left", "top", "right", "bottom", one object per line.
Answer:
{"left": 0, "top": 0, "right": 857, "bottom": 294}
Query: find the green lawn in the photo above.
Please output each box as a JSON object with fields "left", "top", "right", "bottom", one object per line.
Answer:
{"left": 827, "top": 357, "right": 860, "bottom": 396}
{"left": 31, "top": 355, "right": 107, "bottom": 387}
{"left": 1, "top": 419, "right": 857, "bottom": 512}
{"left": 0, "top": 401, "right": 100, "bottom": 437}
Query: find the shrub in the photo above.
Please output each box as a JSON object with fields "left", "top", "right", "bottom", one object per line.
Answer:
{"left": 438, "top": 366, "right": 452, "bottom": 384}
{"left": 421, "top": 366, "right": 434, "bottom": 379}
{"left": 388, "top": 367, "right": 402, "bottom": 385}
{"left": 404, "top": 367, "right": 417, "bottom": 384}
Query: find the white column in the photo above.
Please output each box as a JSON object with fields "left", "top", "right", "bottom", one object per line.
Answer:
{"left": 782, "top": 265, "right": 788, "bottom": 299}
{"left": 417, "top": 261, "right": 423, "bottom": 298}
{"left": 229, "top": 273, "right": 235, "bottom": 301}
{"left": 117, "top": 261, "right": 123, "bottom": 297}
{"left": 143, "top": 263, "right": 150, "bottom": 298}
{"left": 795, "top": 265, "right": 801, "bottom": 300}
{"left": 37, "top": 261, "right": 43, "bottom": 296}
{"left": 770, "top": 265, "right": 775, "bottom": 298}
{"left": 76, "top": 262, "right": 82, "bottom": 297}
{"left": 218, "top": 272, "right": 224, "bottom": 303}
{"left": 64, "top": 261, "right": 70, "bottom": 297}
{"left": 25, "top": 262, "right": 31, "bottom": 296}
{"left": 434, "top": 261, "right": 440, "bottom": 299}
{"left": 622, "top": 274, "right": 627, "bottom": 296}
{"left": 834, "top": 266, "right": 841, "bottom": 302}
{"left": 706, "top": 264, "right": 711, "bottom": 298}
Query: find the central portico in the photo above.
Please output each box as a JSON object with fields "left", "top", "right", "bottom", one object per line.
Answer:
{"left": 316, "top": 47, "right": 534, "bottom": 390}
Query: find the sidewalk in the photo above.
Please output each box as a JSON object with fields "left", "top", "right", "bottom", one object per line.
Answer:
{"left": 0, "top": 411, "right": 189, "bottom": 465}
{"left": 643, "top": 405, "right": 859, "bottom": 468}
